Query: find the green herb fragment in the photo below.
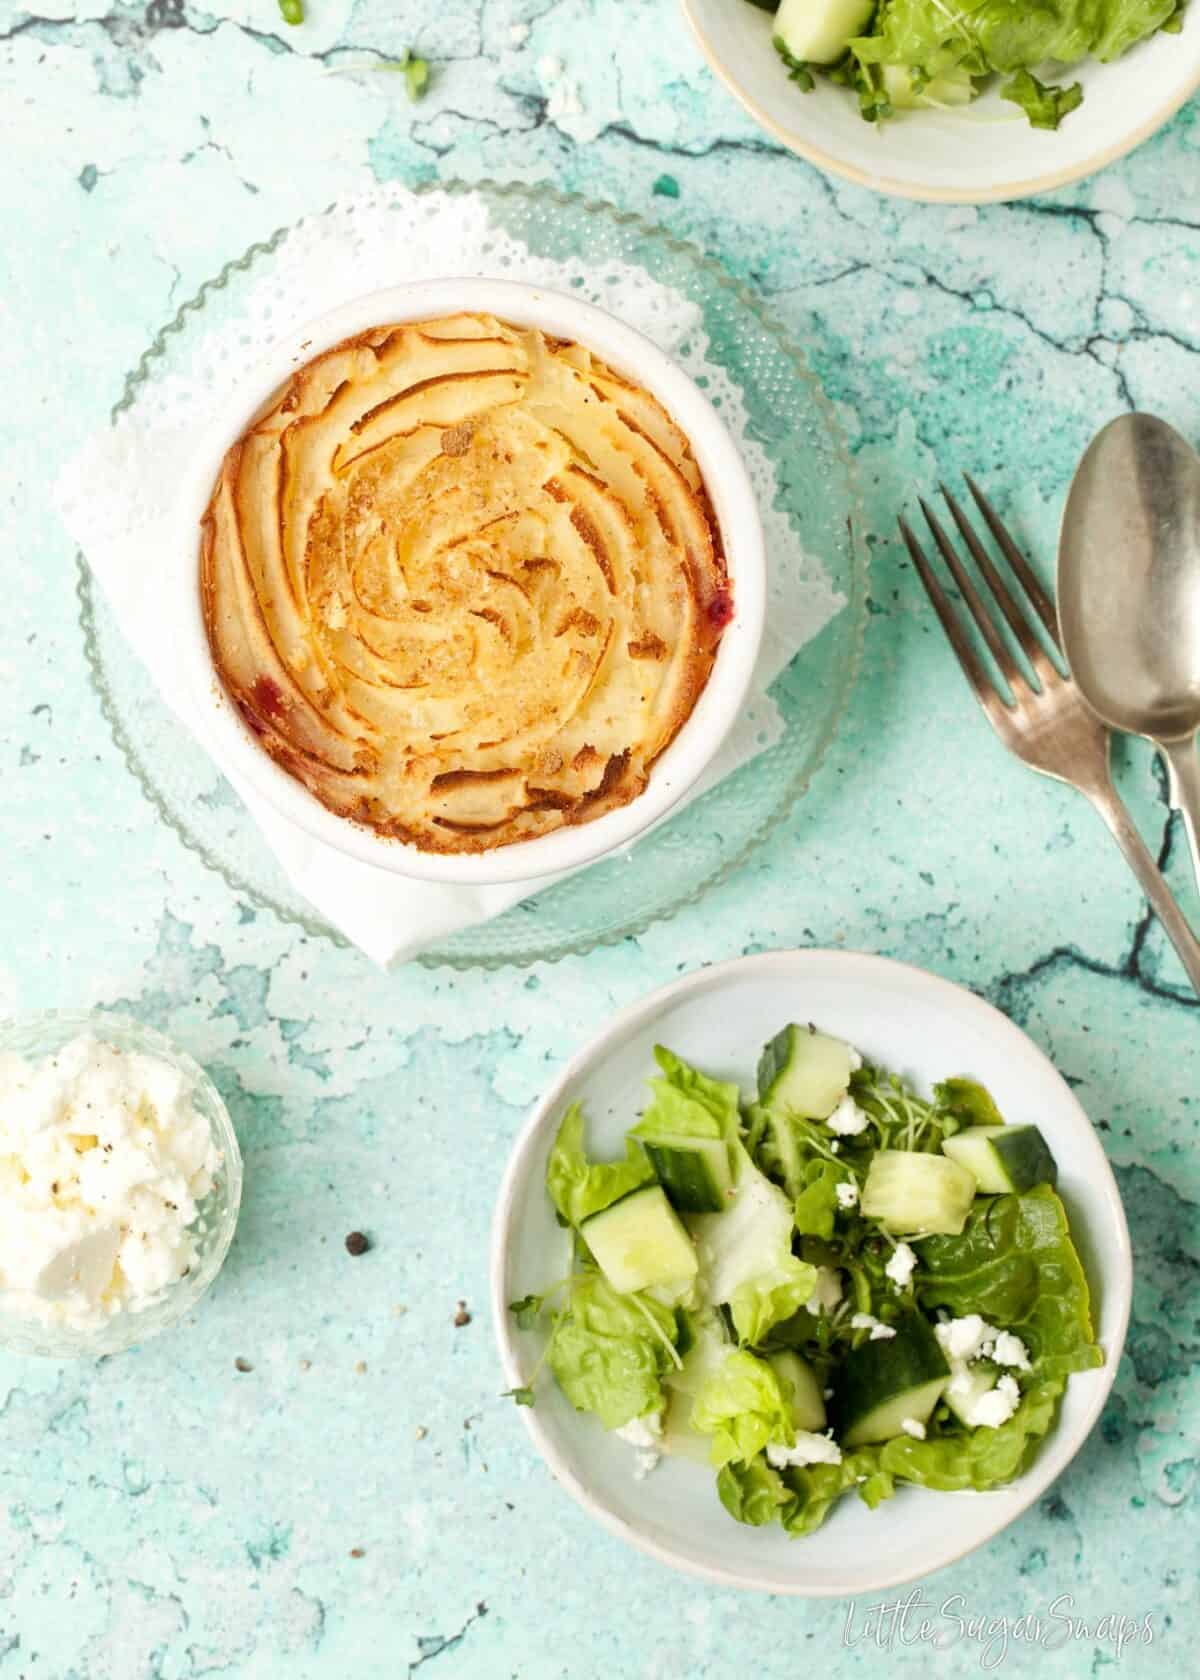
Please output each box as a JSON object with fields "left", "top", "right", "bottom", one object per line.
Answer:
{"left": 277, "top": 0, "right": 304, "bottom": 25}
{"left": 502, "top": 1386, "right": 535, "bottom": 1408}
{"left": 377, "top": 49, "right": 431, "bottom": 100}
{"left": 1000, "top": 69, "right": 1084, "bottom": 130}
{"left": 508, "top": 1294, "right": 545, "bottom": 1331}
{"left": 792, "top": 1159, "right": 846, "bottom": 1239}
{"left": 934, "top": 1076, "right": 1003, "bottom": 1129}
{"left": 773, "top": 37, "right": 816, "bottom": 92}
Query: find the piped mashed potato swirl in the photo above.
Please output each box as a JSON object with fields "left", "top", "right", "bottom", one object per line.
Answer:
{"left": 201, "top": 313, "right": 731, "bottom": 854}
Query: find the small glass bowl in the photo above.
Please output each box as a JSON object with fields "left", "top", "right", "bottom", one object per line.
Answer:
{"left": 0, "top": 1010, "right": 243, "bottom": 1358}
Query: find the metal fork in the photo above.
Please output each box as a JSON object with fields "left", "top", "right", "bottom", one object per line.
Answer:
{"left": 900, "top": 476, "right": 1200, "bottom": 994}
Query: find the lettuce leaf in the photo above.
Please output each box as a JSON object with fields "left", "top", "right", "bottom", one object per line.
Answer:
{"left": 546, "top": 1271, "right": 679, "bottom": 1430}
{"left": 637, "top": 1045, "right": 741, "bottom": 1137}
{"left": 719, "top": 1448, "right": 894, "bottom": 1536}
{"left": 933, "top": 1076, "right": 1004, "bottom": 1129}
{"left": 782, "top": 1451, "right": 894, "bottom": 1534}
{"left": 854, "top": 0, "right": 1176, "bottom": 75}
{"left": 690, "top": 1150, "right": 816, "bottom": 1344}
{"left": 845, "top": 0, "right": 1178, "bottom": 129}
{"left": 792, "top": 1158, "right": 846, "bottom": 1239}
{"left": 717, "top": 1456, "right": 797, "bottom": 1526}
{"left": 546, "top": 1102, "right": 655, "bottom": 1229}
{"left": 691, "top": 1349, "right": 794, "bottom": 1468}
{"left": 915, "top": 1184, "right": 1103, "bottom": 1380}
{"left": 1000, "top": 70, "right": 1084, "bottom": 130}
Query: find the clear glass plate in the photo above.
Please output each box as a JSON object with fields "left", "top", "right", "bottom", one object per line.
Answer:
{"left": 78, "top": 182, "right": 867, "bottom": 968}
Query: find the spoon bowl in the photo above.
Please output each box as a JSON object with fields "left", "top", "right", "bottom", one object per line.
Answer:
{"left": 1058, "top": 413, "right": 1200, "bottom": 888}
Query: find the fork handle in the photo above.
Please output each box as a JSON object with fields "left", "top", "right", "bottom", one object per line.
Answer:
{"left": 1157, "top": 734, "right": 1200, "bottom": 902}
{"left": 1083, "top": 780, "right": 1200, "bottom": 994}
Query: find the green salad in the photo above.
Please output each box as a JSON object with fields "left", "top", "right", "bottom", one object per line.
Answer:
{"left": 748, "top": 0, "right": 1186, "bottom": 129}
{"left": 508, "top": 1026, "right": 1102, "bottom": 1537}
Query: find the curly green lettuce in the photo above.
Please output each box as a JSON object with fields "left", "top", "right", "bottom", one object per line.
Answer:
{"left": 915, "top": 1184, "right": 1105, "bottom": 1380}
{"left": 546, "top": 1102, "right": 655, "bottom": 1229}
{"left": 762, "top": 0, "right": 1184, "bottom": 129}
{"left": 545, "top": 1270, "right": 681, "bottom": 1430}
{"left": 691, "top": 1349, "right": 795, "bottom": 1468}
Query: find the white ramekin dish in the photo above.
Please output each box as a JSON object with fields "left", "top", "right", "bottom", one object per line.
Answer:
{"left": 491, "top": 950, "right": 1132, "bottom": 1596}
{"left": 174, "top": 278, "right": 766, "bottom": 886}
{"left": 683, "top": 0, "right": 1200, "bottom": 205}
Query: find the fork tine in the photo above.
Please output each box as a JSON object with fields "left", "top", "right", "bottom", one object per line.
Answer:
{"left": 918, "top": 497, "right": 1026, "bottom": 692}
{"left": 941, "top": 482, "right": 1062, "bottom": 687}
{"left": 898, "top": 516, "right": 1012, "bottom": 735}
{"left": 961, "top": 473, "right": 1062, "bottom": 649}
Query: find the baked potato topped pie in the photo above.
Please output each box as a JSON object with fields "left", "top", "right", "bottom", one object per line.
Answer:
{"left": 200, "top": 313, "right": 732, "bottom": 854}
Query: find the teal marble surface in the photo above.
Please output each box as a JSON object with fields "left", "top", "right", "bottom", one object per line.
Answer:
{"left": 1, "top": 2, "right": 1198, "bottom": 1674}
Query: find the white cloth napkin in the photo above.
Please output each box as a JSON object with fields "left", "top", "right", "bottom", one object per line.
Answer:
{"left": 56, "top": 186, "right": 842, "bottom": 966}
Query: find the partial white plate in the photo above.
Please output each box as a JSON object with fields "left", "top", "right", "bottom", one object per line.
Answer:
{"left": 491, "top": 949, "right": 1131, "bottom": 1595}
{"left": 683, "top": 0, "right": 1200, "bottom": 203}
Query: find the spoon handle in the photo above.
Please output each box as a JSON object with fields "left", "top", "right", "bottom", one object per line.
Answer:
{"left": 1083, "top": 779, "right": 1200, "bottom": 994}
{"left": 1158, "top": 735, "right": 1200, "bottom": 900}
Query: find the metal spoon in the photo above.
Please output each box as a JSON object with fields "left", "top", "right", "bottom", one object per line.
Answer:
{"left": 1058, "top": 412, "right": 1200, "bottom": 894}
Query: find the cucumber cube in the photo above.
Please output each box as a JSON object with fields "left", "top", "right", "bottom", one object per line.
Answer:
{"left": 774, "top": 0, "right": 875, "bottom": 66}
{"left": 582, "top": 1185, "right": 698, "bottom": 1295}
{"left": 757, "top": 1023, "right": 856, "bottom": 1121}
{"left": 942, "top": 1125, "right": 1057, "bottom": 1194}
{"left": 835, "top": 1316, "right": 951, "bottom": 1447}
{"left": 768, "top": 1351, "right": 827, "bottom": 1432}
{"left": 861, "top": 1150, "right": 977, "bottom": 1236}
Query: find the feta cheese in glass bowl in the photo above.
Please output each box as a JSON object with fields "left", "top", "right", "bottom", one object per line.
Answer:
{"left": 0, "top": 1011, "right": 242, "bottom": 1357}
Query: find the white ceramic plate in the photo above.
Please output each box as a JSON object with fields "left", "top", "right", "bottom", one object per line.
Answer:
{"left": 683, "top": 0, "right": 1200, "bottom": 203}
{"left": 491, "top": 950, "right": 1132, "bottom": 1595}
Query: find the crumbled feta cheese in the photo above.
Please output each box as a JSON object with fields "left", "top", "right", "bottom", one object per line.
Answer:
{"left": 826, "top": 1094, "right": 869, "bottom": 1136}
{"left": 537, "top": 54, "right": 562, "bottom": 82}
{"left": 964, "top": 1374, "right": 1021, "bottom": 1429}
{"left": 991, "top": 1331, "right": 1031, "bottom": 1371}
{"left": 615, "top": 1411, "right": 663, "bottom": 1450}
{"left": 900, "top": 1417, "right": 926, "bottom": 1440}
{"left": 850, "top": 1312, "right": 896, "bottom": 1341}
{"left": 835, "top": 1181, "right": 859, "bottom": 1210}
{"left": 884, "top": 1242, "right": 917, "bottom": 1290}
{"left": 618, "top": 1411, "right": 663, "bottom": 1477}
{"left": 934, "top": 1313, "right": 997, "bottom": 1364}
{"left": 936, "top": 1318, "right": 1027, "bottom": 1428}
{"left": 808, "top": 1266, "right": 843, "bottom": 1316}
{"left": 0, "top": 1035, "right": 219, "bottom": 1331}
{"left": 508, "top": 22, "right": 530, "bottom": 45}
{"left": 946, "top": 1366, "right": 975, "bottom": 1400}
{"left": 829, "top": 1140, "right": 840, "bottom": 1153}
{"left": 848, "top": 1047, "right": 863, "bottom": 1071}
{"left": 766, "top": 1430, "right": 842, "bottom": 1469}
